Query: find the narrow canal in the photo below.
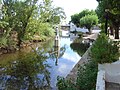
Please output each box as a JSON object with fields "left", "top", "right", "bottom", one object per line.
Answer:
{"left": 0, "top": 33, "right": 90, "bottom": 90}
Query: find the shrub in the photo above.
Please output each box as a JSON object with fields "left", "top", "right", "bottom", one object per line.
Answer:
{"left": 99, "top": 23, "right": 105, "bottom": 34}
{"left": 76, "top": 61, "right": 98, "bottom": 90}
{"left": 91, "top": 33, "right": 119, "bottom": 64}
{"left": 57, "top": 61, "right": 98, "bottom": 90}
{"left": 57, "top": 33, "right": 119, "bottom": 90}
{"left": 25, "top": 22, "right": 55, "bottom": 40}
{"left": 57, "top": 76, "right": 77, "bottom": 90}
{"left": 0, "top": 37, "right": 8, "bottom": 47}
{"left": 77, "top": 32, "right": 83, "bottom": 37}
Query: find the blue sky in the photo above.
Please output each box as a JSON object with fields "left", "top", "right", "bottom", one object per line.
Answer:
{"left": 53, "top": 0, "right": 98, "bottom": 22}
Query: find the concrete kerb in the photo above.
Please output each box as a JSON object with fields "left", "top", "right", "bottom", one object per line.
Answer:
{"left": 96, "top": 70, "right": 106, "bottom": 90}
{"left": 66, "top": 33, "right": 99, "bottom": 83}
{"left": 66, "top": 45, "right": 92, "bottom": 82}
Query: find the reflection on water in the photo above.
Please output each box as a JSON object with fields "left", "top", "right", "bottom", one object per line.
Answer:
{"left": 0, "top": 34, "right": 90, "bottom": 90}
{"left": 0, "top": 51, "right": 51, "bottom": 90}
{"left": 70, "top": 38, "right": 90, "bottom": 56}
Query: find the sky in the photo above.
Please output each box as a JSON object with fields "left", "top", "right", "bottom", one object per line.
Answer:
{"left": 53, "top": 0, "right": 98, "bottom": 23}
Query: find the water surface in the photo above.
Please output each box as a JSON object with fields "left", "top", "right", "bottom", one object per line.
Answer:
{"left": 0, "top": 35, "right": 90, "bottom": 90}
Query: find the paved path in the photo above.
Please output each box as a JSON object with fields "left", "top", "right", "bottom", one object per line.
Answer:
{"left": 109, "top": 35, "right": 120, "bottom": 41}
{"left": 83, "top": 33, "right": 99, "bottom": 40}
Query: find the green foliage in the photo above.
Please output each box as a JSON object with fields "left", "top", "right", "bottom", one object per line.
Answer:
{"left": 40, "top": 23, "right": 54, "bottom": 37}
{"left": 80, "top": 15, "right": 98, "bottom": 33}
{"left": 96, "top": 0, "right": 120, "bottom": 39}
{"left": 71, "top": 9, "right": 97, "bottom": 27}
{"left": 91, "top": 33, "right": 119, "bottom": 63}
{"left": 76, "top": 61, "right": 98, "bottom": 90}
{"left": 57, "top": 61, "right": 98, "bottom": 90}
{"left": 0, "top": 0, "right": 65, "bottom": 48}
{"left": 57, "top": 77, "right": 77, "bottom": 90}
{"left": 0, "top": 37, "right": 8, "bottom": 47}
{"left": 0, "top": 21, "right": 15, "bottom": 47}
{"left": 57, "top": 33, "right": 119, "bottom": 90}
{"left": 99, "top": 23, "right": 105, "bottom": 33}
{"left": 79, "top": 9, "right": 96, "bottom": 19}
{"left": 0, "top": 21, "right": 9, "bottom": 28}
{"left": 71, "top": 14, "right": 80, "bottom": 27}
{"left": 0, "top": 35, "right": 17, "bottom": 48}
{"left": 38, "top": 0, "right": 66, "bottom": 24}
{"left": 25, "top": 22, "right": 55, "bottom": 40}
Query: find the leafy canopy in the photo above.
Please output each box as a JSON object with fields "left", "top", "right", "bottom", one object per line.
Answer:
{"left": 71, "top": 9, "right": 96, "bottom": 27}
{"left": 80, "top": 15, "right": 98, "bottom": 32}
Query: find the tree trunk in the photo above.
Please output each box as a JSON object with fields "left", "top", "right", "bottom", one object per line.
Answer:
{"left": 88, "top": 28, "right": 91, "bottom": 34}
{"left": 17, "top": 5, "right": 35, "bottom": 48}
{"left": 110, "top": 26, "right": 114, "bottom": 35}
{"left": 114, "top": 27, "right": 119, "bottom": 39}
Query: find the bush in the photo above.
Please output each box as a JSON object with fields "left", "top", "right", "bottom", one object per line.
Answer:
{"left": 77, "top": 32, "right": 83, "bottom": 37}
{"left": 57, "top": 33, "right": 119, "bottom": 90}
{"left": 57, "top": 61, "right": 98, "bottom": 90}
{"left": 25, "top": 21, "right": 55, "bottom": 40}
{"left": 0, "top": 37, "right": 8, "bottom": 47}
{"left": 99, "top": 23, "right": 105, "bottom": 34}
{"left": 91, "top": 33, "right": 119, "bottom": 64}
{"left": 76, "top": 61, "right": 98, "bottom": 90}
{"left": 57, "top": 76, "right": 76, "bottom": 90}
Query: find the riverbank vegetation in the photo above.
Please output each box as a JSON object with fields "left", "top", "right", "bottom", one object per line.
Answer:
{"left": 57, "top": 33, "right": 119, "bottom": 90}
{"left": 0, "top": 0, "right": 65, "bottom": 54}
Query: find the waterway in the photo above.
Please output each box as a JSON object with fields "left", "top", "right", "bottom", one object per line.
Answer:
{"left": 0, "top": 34, "right": 90, "bottom": 90}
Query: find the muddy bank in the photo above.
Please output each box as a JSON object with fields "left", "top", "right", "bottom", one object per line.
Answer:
{"left": 0, "top": 37, "right": 53, "bottom": 56}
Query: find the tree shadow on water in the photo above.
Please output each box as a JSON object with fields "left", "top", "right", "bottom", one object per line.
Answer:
{"left": 0, "top": 50, "right": 51, "bottom": 90}
{"left": 70, "top": 38, "right": 90, "bottom": 56}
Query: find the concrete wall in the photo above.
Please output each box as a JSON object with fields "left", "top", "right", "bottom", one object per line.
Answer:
{"left": 96, "top": 70, "right": 105, "bottom": 90}
{"left": 96, "top": 60, "right": 120, "bottom": 90}
{"left": 98, "top": 61, "right": 120, "bottom": 84}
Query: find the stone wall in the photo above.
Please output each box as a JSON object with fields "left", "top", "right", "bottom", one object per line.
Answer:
{"left": 66, "top": 45, "right": 92, "bottom": 82}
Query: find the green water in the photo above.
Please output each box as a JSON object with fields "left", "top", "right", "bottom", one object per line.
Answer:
{"left": 0, "top": 36, "right": 90, "bottom": 90}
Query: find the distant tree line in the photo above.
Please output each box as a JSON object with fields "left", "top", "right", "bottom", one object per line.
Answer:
{"left": 71, "top": 9, "right": 98, "bottom": 33}
{"left": 71, "top": 0, "right": 120, "bottom": 39}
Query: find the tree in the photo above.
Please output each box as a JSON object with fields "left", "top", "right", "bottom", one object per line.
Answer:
{"left": 25, "top": 0, "right": 65, "bottom": 40}
{"left": 50, "top": 7, "right": 66, "bottom": 24}
{"left": 71, "top": 13, "right": 80, "bottom": 27}
{"left": 1, "top": 0, "right": 38, "bottom": 47}
{"left": 1, "top": 0, "right": 66, "bottom": 48}
{"left": 96, "top": 0, "right": 120, "bottom": 39}
{"left": 80, "top": 15, "right": 98, "bottom": 33}
{"left": 38, "top": 0, "right": 66, "bottom": 24}
{"left": 71, "top": 9, "right": 96, "bottom": 27}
